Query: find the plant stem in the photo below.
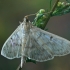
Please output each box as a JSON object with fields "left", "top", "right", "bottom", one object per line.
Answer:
{"left": 44, "top": 0, "right": 60, "bottom": 30}
{"left": 51, "top": 0, "right": 60, "bottom": 12}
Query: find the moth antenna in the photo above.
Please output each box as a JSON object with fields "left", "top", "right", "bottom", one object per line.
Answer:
{"left": 25, "top": 13, "right": 36, "bottom": 17}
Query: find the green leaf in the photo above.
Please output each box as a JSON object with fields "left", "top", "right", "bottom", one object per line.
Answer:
{"left": 32, "top": 9, "right": 48, "bottom": 29}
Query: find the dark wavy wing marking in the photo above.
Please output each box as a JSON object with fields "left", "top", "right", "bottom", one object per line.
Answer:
{"left": 24, "top": 26, "right": 70, "bottom": 62}
{"left": 1, "top": 23, "right": 24, "bottom": 59}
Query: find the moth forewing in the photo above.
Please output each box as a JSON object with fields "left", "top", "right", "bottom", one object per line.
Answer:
{"left": 1, "top": 23, "right": 23, "bottom": 59}
{"left": 30, "top": 27, "right": 70, "bottom": 57}
{"left": 1, "top": 17, "right": 30, "bottom": 58}
{"left": 1, "top": 17, "right": 32, "bottom": 68}
{"left": 22, "top": 26, "right": 70, "bottom": 62}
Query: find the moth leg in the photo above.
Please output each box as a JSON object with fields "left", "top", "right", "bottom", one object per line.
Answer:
{"left": 21, "top": 56, "right": 26, "bottom": 68}
{"left": 16, "top": 56, "right": 26, "bottom": 70}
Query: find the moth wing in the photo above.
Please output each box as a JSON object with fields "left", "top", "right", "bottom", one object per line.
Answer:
{"left": 1, "top": 23, "right": 24, "bottom": 59}
{"left": 31, "top": 27, "right": 70, "bottom": 56}
{"left": 24, "top": 26, "right": 70, "bottom": 62}
{"left": 23, "top": 29, "right": 54, "bottom": 62}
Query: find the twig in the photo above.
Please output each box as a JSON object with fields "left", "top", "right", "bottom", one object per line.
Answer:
{"left": 51, "top": 0, "right": 60, "bottom": 13}
{"left": 44, "top": 0, "right": 60, "bottom": 30}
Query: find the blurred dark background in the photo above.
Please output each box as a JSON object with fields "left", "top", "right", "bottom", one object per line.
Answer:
{"left": 0, "top": 0, "right": 70, "bottom": 70}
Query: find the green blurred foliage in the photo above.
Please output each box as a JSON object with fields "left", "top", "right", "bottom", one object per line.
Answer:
{"left": 0, "top": 0, "right": 70, "bottom": 70}
{"left": 52, "top": 1, "right": 70, "bottom": 16}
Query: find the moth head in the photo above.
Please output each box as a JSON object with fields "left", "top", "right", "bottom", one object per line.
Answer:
{"left": 24, "top": 16, "right": 29, "bottom": 23}
{"left": 23, "top": 16, "right": 31, "bottom": 30}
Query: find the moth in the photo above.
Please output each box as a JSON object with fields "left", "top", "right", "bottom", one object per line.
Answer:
{"left": 1, "top": 16, "right": 70, "bottom": 68}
